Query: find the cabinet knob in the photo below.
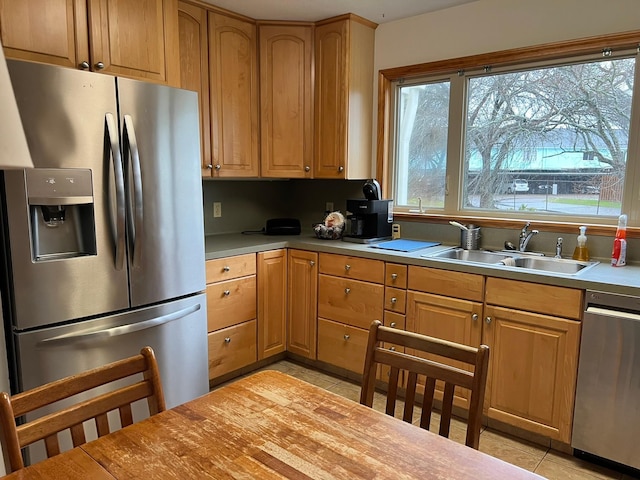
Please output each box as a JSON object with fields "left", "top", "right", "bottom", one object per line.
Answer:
{"left": 391, "top": 273, "right": 398, "bottom": 281}
{"left": 304, "top": 166, "right": 310, "bottom": 172}
{"left": 472, "top": 313, "right": 479, "bottom": 321}
{"left": 391, "top": 297, "right": 397, "bottom": 304}
{"left": 309, "top": 260, "right": 315, "bottom": 266}
{"left": 485, "top": 316, "right": 492, "bottom": 324}
{"left": 223, "top": 290, "right": 230, "bottom": 296}
{"left": 214, "top": 164, "right": 221, "bottom": 170}
{"left": 338, "top": 166, "right": 344, "bottom": 172}
{"left": 344, "top": 264, "right": 351, "bottom": 271}
{"left": 389, "top": 346, "right": 396, "bottom": 351}
{"left": 344, "top": 288, "right": 351, "bottom": 294}
{"left": 95, "top": 62, "right": 105, "bottom": 70}
{"left": 224, "top": 337, "right": 231, "bottom": 343}
{"left": 343, "top": 334, "right": 350, "bottom": 340}
{"left": 223, "top": 266, "right": 230, "bottom": 272}
{"left": 79, "top": 61, "right": 90, "bottom": 70}
{"left": 207, "top": 164, "right": 213, "bottom": 170}
{"left": 390, "top": 322, "right": 397, "bottom": 328}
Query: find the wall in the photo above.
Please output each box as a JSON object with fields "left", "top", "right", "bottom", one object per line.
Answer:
{"left": 375, "top": 0, "right": 640, "bottom": 71}
{"left": 202, "top": 179, "right": 364, "bottom": 235}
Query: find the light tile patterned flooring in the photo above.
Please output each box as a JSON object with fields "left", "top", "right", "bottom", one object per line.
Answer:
{"left": 222, "top": 360, "right": 639, "bottom": 480}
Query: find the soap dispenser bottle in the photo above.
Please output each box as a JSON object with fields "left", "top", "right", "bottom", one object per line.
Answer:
{"left": 572, "top": 226, "right": 590, "bottom": 261}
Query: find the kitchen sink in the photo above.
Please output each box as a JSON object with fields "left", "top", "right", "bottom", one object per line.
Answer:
{"left": 512, "top": 256, "right": 599, "bottom": 274}
{"left": 427, "top": 248, "right": 514, "bottom": 264}
{"left": 426, "top": 247, "right": 599, "bottom": 275}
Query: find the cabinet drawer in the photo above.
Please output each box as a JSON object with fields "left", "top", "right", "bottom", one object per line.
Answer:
{"left": 206, "top": 276, "right": 256, "bottom": 331}
{"left": 385, "top": 287, "right": 406, "bottom": 314}
{"left": 385, "top": 263, "right": 407, "bottom": 288}
{"left": 485, "top": 277, "right": 583, "bottom": 320}
{"left": 383, "top": 311, "right": 406, "bottom": 330}
{"left": 319, "top": 253, "right": 384, "bottom": 283}
{"left": 317, "top": 318, "right": 369, "bottom": 374}
{"left": 318, "top": 274, "right": 384, "bottom": 329}
{"left": 408, "top": 266, "right": 484, "bottom": 302}
{"left": 206, "top": 254, "right": 256, "bottom": 283}
{"left": 208, "top": 320, "right": 257, "bottom": 379}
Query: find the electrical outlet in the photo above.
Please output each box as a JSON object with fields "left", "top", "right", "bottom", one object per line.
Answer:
{"left": 325, "top": 202, "right": 334, "bottom": 212}
{"left": 213, "top": 202, "right": 222, "bottom": 218}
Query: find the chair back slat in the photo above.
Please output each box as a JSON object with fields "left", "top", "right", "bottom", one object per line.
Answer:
{"left": 0, "top": 346, "right": 166, "bottom": 473}
{"left": 360, "top": 321, "right": 490, "bottom": 450}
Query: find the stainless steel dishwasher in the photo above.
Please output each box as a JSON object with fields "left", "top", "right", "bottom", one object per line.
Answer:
{"left": 572, "top": 290, "right": 640, "bottom": 471}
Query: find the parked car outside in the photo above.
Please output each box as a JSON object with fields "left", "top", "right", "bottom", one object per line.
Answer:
{"left": 506, "top": 179, "right": 529, "bottom": 194}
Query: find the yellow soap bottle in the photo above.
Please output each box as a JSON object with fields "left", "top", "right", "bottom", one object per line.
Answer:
{"left": 572, "top": 226, "right": 590, "bottom": 261}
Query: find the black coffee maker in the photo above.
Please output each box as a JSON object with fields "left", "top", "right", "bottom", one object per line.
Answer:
{"left": 343, "top": 180, "right": 393, "bottom": 243}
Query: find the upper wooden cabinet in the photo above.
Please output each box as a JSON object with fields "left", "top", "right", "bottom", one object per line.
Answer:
{"left": 0, "top": 0, "right": 180, "bottom": 85}
{"left": 207, "top": 11, "right": 259, "bottom": 177}
{"left": 314, "top": 15, "right": 376, "bottom": 179}
{"left": 177, "top": 1, "right": 211, "bottom": 175}
{"left": 258, "top": 23, "right": 314, "bottom": 178}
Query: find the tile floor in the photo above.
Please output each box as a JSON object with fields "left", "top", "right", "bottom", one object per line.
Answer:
{"left": 223, "top": 359, "right": 639, "bottom": 480}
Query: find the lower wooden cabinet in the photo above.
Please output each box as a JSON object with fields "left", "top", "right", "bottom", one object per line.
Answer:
{"left": 208, "top": 320, "right": 257, "bottom": 379}
{"left": 317, "top": 318, "right": 368, "bottom": 374}
{"left": 287, "top": 250, "right": 317, "bottom": 359}
{"left": 257, "top": 250, "right": 287, "bottom": 360}
{"left": 482, "top": 305, "right": 580, "bottom": 443}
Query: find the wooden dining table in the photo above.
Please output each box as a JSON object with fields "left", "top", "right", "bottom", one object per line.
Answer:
{"left": 5, "top": 370, "right": 545, "bottom": 479}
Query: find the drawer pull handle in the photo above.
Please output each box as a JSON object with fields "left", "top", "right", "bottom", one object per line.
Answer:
{"left": 343, "top": 334, "right": 350, "bottom": 340}
{"left": 390, "top": 322, "right": 397, "bottom": 328}
{"left": 391, "top": 273, "right": 398, "bottom": 280}
{"left": 224, "top": 337, "right": 231, "bottom": 343}
{"left": 485, "top": 316, "right": 492, "bottom": 324}
{"left": 472, "top": 313, "right": 479, "bottom": 321}
{"left": 344, "top": 264, "right": 351, "bottom": 271}
{"left": 391, "top": 297, "right": 397, "bottom": 304}
{"left": 223, "top": 290, "right": 230, "bottom": 296}
{"left": 345, "top": 288, "right": 351, "bottom": 294}
{"left": 223, "top": 266, "right": 230, "bottom": 272}
{"left": 309, "top": 260, "right": 315, "bottom": 266}
{"left": 389, "top": 346, "right": 396, "bottom": 351}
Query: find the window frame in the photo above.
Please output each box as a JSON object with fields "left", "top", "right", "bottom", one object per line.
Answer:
{"left": 376, "top": 30, "right": 640, "bottom": 236}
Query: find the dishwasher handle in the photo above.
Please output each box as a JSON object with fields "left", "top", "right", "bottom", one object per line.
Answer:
{"left": 38, "top": 304, "right": 200, "bottom": 346}
{"left": 585, "top": 306, "right": 640, "bottom": 323}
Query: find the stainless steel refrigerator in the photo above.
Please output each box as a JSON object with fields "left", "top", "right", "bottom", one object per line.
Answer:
{"left": 0, "top": 60, "right": 208, "bottom": 433}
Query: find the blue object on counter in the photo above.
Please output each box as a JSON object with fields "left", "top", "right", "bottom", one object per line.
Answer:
{"left": 370, "top": 239, "right": 441, "bottom": 252}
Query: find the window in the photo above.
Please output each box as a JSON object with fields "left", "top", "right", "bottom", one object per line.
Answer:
{"left": 384, "top": 34, "right": 640, "bottom": 225}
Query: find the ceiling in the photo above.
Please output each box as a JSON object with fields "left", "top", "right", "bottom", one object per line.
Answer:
{"left": 201, "top": 0, "right": 479, "bottom": 24}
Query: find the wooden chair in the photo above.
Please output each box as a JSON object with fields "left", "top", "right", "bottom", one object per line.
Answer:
{"left": 360, "top": 320, "right": 489, "bottom": 449}
{"left": 0, "top": 346, "right": 166, "bottom": 473}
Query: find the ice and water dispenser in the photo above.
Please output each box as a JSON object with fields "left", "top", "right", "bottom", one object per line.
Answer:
{"left": 26, "top": 168, "right": 96, "bottom": 261}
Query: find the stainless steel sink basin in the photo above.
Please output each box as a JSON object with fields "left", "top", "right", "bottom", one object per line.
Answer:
{"left": 512, "top": 256, "right": 599, "bottom": 274}
{"left": 427, "top": 248, "right": 513, "bottom": 264}
{"left": 426, "top": 247, "right": 599, "bottom": 275}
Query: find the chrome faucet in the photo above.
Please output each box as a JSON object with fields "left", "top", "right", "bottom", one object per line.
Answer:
{"left": 555, "top": 237, "right": 563, "bottom": 258}
{"left": 518, "top": 222, "right": 539, "bottom": 252}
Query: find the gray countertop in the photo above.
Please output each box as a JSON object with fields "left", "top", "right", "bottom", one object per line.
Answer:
{"left": 204, "top": 233, "right": 640, "bottom": 296}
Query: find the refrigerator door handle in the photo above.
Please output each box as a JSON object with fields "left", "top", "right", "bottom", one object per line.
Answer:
{"left": 37, "top": 303, "right": 201, "bottom": 346}
{"left": 105, "top": 113, "right": 126, "bottom": 270}
{"left": 123, "top": 114, "right": 143, "bottom": 267}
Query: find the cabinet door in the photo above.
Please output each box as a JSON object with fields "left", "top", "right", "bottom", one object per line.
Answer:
{"left": 314, "top": 19, "right": 347, "bottom": 179}
{"left": 257, "top": 250, "right": 287, "bottom": 360}
{"left": 87, "top": 0, "right": 179, "bottom": 84}
{"left": 482, "top": 305, "right": 580, "bottom": 443}
{"left": 259, "top": 24, "right": 313, "bottom": 178}
{"left": 208, "top": 12, "right": 259, "bottom": 177}
{"left": 406, "top": 290, "right": 483, "bottom": 409}
{"left": 178, "top": 1, "right": 211, "bottom": 176}
{"left": 287, "top": 250, "right": 317, "bottom": 359}
{"left": 0, "top": 0, "right": 89, "bottom": 69}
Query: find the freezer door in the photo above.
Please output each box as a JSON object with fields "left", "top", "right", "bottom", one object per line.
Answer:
{"left": 117, "top": 78, "right": 206, "bottom": 307}
{"left": 3, "top": 61, "right": 129, "bottom": 329}
{"left": 15, "top": 294, "right": 208, "bottom": 463}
